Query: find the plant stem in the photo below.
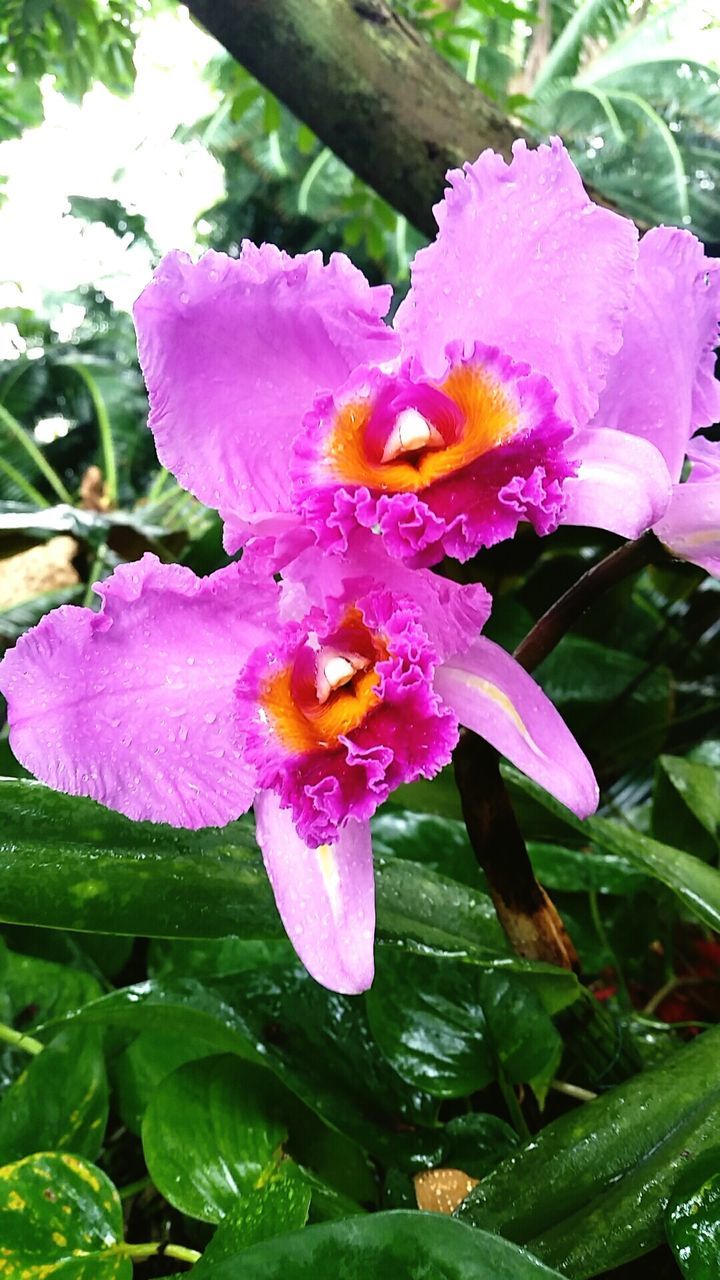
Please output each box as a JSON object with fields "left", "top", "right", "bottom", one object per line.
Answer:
{"left": 111, "top": 1241, "right": 202, "bottom": 1264}
{"left": 453, "top": 733, "right": 578, "bottom": 969}
{"left": 497, "top": 1064, "right": 531, "bottom": 1140}
{"left": 72, "top": 365, "right": 118, "bottom": 506}
{"left": 0, "top": 1022, "right": 43, "bottom": 1055}
{"left": 513, "top": 531, "right": 662, "bottom": 673}
{"left": 117, "top": 1175, "right": 154, "bottom": 1200}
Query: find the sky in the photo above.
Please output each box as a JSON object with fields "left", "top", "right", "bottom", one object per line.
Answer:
{"left": 0, "top": 8, "right": 224, "bottom": 322}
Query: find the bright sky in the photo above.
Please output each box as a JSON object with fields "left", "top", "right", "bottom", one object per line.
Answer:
{"left": 0, "top": 8, "right": 223, "bottom": 321}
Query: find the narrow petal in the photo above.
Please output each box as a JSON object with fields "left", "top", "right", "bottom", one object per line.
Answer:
{"left": 254, "top": 790, "right": 375, "bottom": 994}
{"left": 561, "top": 427, "right": 672, "bottom": 538}
{"left": 655, "top": 477, "right": 720, "bottom": 576}
{"left": 134, "top": 246, "right": 399, "bottom": 552}
{"left": 435, "top": 637, "right": 598, "bottom": 819}
{"left": 0, "top": 555, "right": 279, "bottom": 828}
{"left": 591, "top": 227, "right": 720, "bottom": 482}
{"left": 396, "top": 137, "right": 638, "bottom": 428}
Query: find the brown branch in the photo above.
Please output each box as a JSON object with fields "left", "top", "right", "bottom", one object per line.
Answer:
{"left": 454, "top": 733, "right": 578, "bottom": 969}
{"left": 182, "top": 0, "right": 622, "bottom": 237}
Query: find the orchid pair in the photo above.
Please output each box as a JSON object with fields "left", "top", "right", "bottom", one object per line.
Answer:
{"left": 1, "top": 138, "right": 718, "bottom": 995}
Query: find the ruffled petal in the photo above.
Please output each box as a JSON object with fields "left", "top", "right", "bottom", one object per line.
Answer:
{"left": 254, "top": 789, "right": 375, "bottom": 994}
{"left": 0, "top": 554, "right": 280, "bottom": 828}
{"left": 279, "top": 528, "right": 491, "bottom": 662}
{"left": 395, "top": 137, "right": 638, "bottom": 428}
{"left": 655, "top": 476, "right": 720, "bottom": 576}
{"left": 134, "top": 246, "right": 399, "bottom": 553}
{"left": 435, "top": 636, "right": 599, "bottom": 819}
{"left": 591, "top": 227, "right": 720, "bottom": 482}
{"left": 561, "top": 426, "right": 672, "bottom": 538}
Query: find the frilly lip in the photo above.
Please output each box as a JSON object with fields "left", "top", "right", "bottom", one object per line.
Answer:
{"left": 291, "top": 340, "right": 576, "bottom": 567}
{"left": 235, "top": 585, "right": 459, "bottom": 848}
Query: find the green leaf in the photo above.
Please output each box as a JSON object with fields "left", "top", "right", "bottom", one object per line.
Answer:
{"left": 0, "top": 1150, "right": 129, "bottom": 1277}
{"left": 195, "top": 1163, "right": 311, "bottom": 1270}
{"left": 0, "top": 779, "right": 507, "bottom": 961}
{"left": 366, "top": 951, "right": 568, "bottom": 1100}
{"left": 4, "top": 949, "right": 102, "bottom": 1029}
{"left": 0, "top": 1028, "right": 108, "bottom": 1163}
{"left": 457, "top": 1027, "right": 720, "bottom": 1277}
{"left": 535, "top": 635, "right": 672, "bottom": 771}
{"left": 587, "top": 816, "right": 720, "bottom": 934}
{"left": 51, "top": 972, "right": 444, "bottom": 1168}
{"left": 371, "top": 807, "right": 481, "bottom": 887}
{"left": 200, "top": 1210, "right": 565, "bottom": 1278}
{"left": 666, "top": 1149, "right": 720, "bottom": 1279}
{"left": 653, "top": 755, "right": 720, "bottom": 863}
{"left": 142, "top": 1054, "right": 287, "bottom": 1224}
{"left": 113, "top": 1028, "right": 223, "bottom": 1134}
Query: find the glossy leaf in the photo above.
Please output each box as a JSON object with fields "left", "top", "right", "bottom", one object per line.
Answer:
{"left": 142, "top": 1054, "right": 287, "bottom": 1223}
{"left": 366, "top": 950, "right": 567, "bottom": 1100}
{"left": 0, "top": 779, "right": 507, "bottom": 960}
{"left": 666, "top": 1149, "right": 720, "bottom": 1279}
{"left": 113, "top": 1028, "right": 224, "bottom": 1134}
{"left": 195, "top": 1163, "right": 312, "bottom": 1269}
{"left": 0, "top": 1028, "right": 108, "bottom": 1163}
{"left": 200, "top": 1210, "right": 566, "bottom": 1279}
{"left": 458, "top": 1027, "right": 720, "bottom": 1277}
{"left": 0, "top": 1150, "right": 130, "bottom": 1278}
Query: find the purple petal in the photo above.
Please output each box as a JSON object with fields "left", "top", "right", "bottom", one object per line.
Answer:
{"left": 655, "top": 476, "right": 720, "bottom": 576}
{"left": 134, "top": 246, "right": 399, "bottom": 552}
{"left": 254, "top": 790, "right": 375, "bottom": 994}
{"left": 0, "top": 555, "right": 279, "bottom": 828}
{"left": 591, "top": 227, "right": 720, "bottom": 482}
{"left": 561, "top": 426, "right": 672, "bottom": 538}
{"left": 435, "top": 637, "right": 599, "bottom": 819}
{"left": 395, "top": 137, "right": 637, "bottom": 428}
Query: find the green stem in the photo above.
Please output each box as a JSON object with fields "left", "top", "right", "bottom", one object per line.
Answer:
{"left": 71, "top": 365, "right": 118, "bottom": 505}
{"left": 111, "top": 1241, "right": 202, "bottom": 1264}
{"left": 147, "top": 466, "right": 171, "bottom": 502}
{"left": 0, "top": 403, "right": 73, "bottom": 505}
{"left": 82, "top": 542, "right": 108, "bottom": 607}
{"left": 117, "top": 1175, "right": 153, "bottom": 1200}
{"left": 497, "top": 1064, "right": 531, "bottom": 1140}
{"left": 0, "top": 1022, "right": 43, "bottom": 1056}
{"left": 298, "top": 145, "right": 331, "bottom": 213}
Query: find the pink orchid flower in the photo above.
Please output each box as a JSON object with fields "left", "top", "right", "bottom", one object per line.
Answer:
{"left": 132, "top": 137, "right": 717, "bottom": 574}
{"left": 655, "top": 435, "right": 720, "bottom": 576}
{"left": 0, "top": 535, "right": 597, "bottom": 994}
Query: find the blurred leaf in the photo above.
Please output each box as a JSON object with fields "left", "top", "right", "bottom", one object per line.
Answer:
{"left": 653, "top": 754, "right": 720, "bottom": 863}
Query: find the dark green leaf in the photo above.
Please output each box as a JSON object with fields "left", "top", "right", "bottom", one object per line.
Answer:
{"left": 458, "top": 1027, "right": 720, "bottom": 1277}
{"left": 653, "top": 755, "right": 720, "bottom": 863}
{"left": 666, "top": 1149, "right": 720, "bottom": 1279}
{"left": 0, "top": 1027, "right": 107, "bottom": 1163}
{"left": 201, "top": 1210, "right": 565, "bottom": 1278}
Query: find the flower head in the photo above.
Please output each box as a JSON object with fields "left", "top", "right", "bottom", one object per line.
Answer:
{"left": 0, "top": 539, "right": 597, "bottom": 995}
{"left": 131, "top": 136, "right": 720, "bottom": 573}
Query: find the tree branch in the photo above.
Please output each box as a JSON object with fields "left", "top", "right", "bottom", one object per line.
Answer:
{"left": 183, "top": 0, "right": 619, "bottom": 237}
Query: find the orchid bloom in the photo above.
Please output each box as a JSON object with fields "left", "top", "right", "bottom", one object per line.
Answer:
{"left": 0, "top": 536, "right": 597, "bottom": 994}
{"left": 131, "top": 137, "right": 718, "bottom": 575}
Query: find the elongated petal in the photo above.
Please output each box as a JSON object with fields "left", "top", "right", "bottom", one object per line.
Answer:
{"left": 0, "top": 555, "right": 279, "bottom": 828}
{"left": 396, "top": 137, "right": 637, "bottom": 428}
{"left": 134, "top": 246, "right": 399, "bottom": 552}
{"left": 655, "top": 478, "right": 720, "bottom": 576}
{"left": 561, "top": 426, "right": 672, "bottom": 538}
{"left": 591, "top": 227, "right": 720, "bottom": 482}
{"left": 435, "top": 637, "right": 598, "bottom": 819}
{"left": 254, "top": 790, "right": 375, "bottom": 994}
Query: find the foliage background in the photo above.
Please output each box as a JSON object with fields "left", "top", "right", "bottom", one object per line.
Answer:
{"left": 0, "top": 1, "right": 719, "bottom": 1276}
